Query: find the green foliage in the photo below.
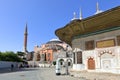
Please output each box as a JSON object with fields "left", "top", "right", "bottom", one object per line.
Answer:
{"left": 59, "top": 59, "right": 64, "bottom": 62}
{"left": 0, "top": 51, "right": 23, "bottom": 62}
{"left": 16, "top": 51, "right": 26, "bottom": 61}
{"left": 16, "top": 51, "right": 25, "bottom": 56}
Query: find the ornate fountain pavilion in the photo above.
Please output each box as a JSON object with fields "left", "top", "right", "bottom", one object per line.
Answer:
{"left": 55, "top": 6, "right": 120, "bottom": 73}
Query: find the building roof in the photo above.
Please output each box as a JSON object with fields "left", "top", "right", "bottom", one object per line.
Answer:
{"left": 46, "top": 38, "right": 63, "bottom": 44}
{"left": 55, "top": 6, "right": 120, "bottom": 46}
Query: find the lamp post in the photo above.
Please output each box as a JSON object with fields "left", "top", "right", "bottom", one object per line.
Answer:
{"left": 65, "top": 45, "right": 69, "bottom": 75}
{"left": 56, "top": 58, "right": 61, "bottom": 75}
{"left": 65, "top": 59, "right": 69, "bottom": 75}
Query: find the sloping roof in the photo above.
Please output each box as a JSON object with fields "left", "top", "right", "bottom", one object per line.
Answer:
{"left": 55, "top": 6, "right": 120, "bottom": 46}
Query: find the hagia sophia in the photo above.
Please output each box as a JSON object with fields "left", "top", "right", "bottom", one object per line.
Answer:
{"left": 23, "top": 25, "right": 73, "bottom": 67}
{"left": 33, "top": 39, "right": 73, "bottom": 65}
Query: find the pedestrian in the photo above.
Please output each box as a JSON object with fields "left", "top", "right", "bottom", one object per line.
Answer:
{"left": 11, "top": 64, "right": 14, "bottom": 71}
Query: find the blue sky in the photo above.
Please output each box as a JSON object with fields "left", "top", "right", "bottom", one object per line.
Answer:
{"left": 0, "top": 0, "right": 120, "bottom": 52}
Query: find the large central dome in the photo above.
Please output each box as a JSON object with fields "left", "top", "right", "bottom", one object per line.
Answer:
{"left": 46, "top": 38, "right": 63, "bottom": 44}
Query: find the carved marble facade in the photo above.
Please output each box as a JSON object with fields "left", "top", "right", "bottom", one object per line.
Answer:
{"left": 73, "top": 30, "right": 120, "bottom": 73}
{"left": 55, "top": 6, "right": 120, "bottom": 73}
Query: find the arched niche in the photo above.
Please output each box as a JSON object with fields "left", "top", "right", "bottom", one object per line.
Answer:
{"left": 87, "top": 57, "right": 95, "bottom": 70}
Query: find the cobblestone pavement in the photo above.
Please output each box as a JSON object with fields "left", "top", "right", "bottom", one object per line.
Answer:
{"left": 1, "top": 67, "right": 119, "bottom": 80}
{"left": 0, "top": 67, "right": 79, "bottom": 80}
{"left": 0, "top": 68, "right": 40, "bottom": 80}
{"left": 38, "top": 67, "right": 80, "bottom": 80}
{"left": 70, "top": 70, "right": 120, "bottom": 80}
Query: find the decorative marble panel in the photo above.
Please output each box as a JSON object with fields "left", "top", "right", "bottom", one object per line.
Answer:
{"left": 96, "top": 39, "right": 115, "bottom": 48}
{"left": 85, "top": 40, "right": 95, "bottom": 50}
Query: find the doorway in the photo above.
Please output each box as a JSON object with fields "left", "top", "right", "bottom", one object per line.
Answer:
{"left": 88, "top": 57, "right": 95, "bottom": 70}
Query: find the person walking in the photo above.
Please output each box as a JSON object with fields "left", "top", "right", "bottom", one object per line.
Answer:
{"left": 11, "top": 64, "right": 14, "bottom": 71}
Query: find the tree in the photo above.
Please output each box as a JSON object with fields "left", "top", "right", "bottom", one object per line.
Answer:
{"left": 0, "top": 52, "right": 4, "bottom": 61}
{"left": 16, "top": 51, "right": 25, "bottom": 57}
{"left": 16, "top": 51, "right": 26, "bottom": 61}
{"left": 0, "top": 51, "right": 23, "bottom": 62}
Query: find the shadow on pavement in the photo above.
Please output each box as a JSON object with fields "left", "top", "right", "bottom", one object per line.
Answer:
{"left": 0, "top": 67, "right": 39, "bottom": 74}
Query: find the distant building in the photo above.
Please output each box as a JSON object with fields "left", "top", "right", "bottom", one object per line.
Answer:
{"left": 26, "top": 51, "right": 34, "bottom": 61}
{"left": 34, "top": 39, "right": 73, "bottom": 64}
{"left": 55, "top": 6, "right": 120, "bottom": 73}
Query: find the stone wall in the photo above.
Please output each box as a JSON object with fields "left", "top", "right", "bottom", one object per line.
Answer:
{"left": 0, "top": 61, "right": 18, "bottom": 68}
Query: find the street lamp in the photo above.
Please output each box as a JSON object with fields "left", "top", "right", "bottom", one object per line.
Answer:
{"left": 65, "top": 59, "right": 69, "bottom": 75}
{"left": 56, "top": 58, "right": 61, "bottom": 75}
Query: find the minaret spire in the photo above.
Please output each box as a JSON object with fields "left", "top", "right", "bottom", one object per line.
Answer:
{"left": 25, "top": 23, "right": 28, "bottom": 35}
{"left": 79, "top": 8, "right": 82, "bottom": 20}
{"left": 24, "top": 23, "right": 28, "bottom": 53}
{"left": 96, "top": 2, "right": 100, "bottom": 12}
{"left": 95, "top": 2, "right": 103, "bottom": 14}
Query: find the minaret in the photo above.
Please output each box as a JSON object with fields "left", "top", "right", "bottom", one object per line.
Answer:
{"left": 95, "top": 2, "right": 103, "bottom": 14}
{"left": 79, "top": 8, "right": 82, "bottom": 20}
{"left": 23, "top": 23, "right": 28, "bottom": 53}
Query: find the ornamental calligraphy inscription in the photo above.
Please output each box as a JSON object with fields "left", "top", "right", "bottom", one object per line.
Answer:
{"left": 96, "top": 39, "right": 115, "bottom": 48}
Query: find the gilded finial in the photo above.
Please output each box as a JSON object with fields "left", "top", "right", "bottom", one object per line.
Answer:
{"left": 95, "top": 2, "right": 103, "bottom": 14}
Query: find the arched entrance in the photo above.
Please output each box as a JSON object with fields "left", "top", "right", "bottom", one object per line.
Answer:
{"left": 36, "top": 53, "right": 40, "bottom": 61}
{"left": 59, "top": 59, "right": 64, "bottom": 65}
{"left": 66, "top": 59, "right": 72, "bottom": 66}
{"left": 88, "top": 57, "right": 95, "bottom": 70}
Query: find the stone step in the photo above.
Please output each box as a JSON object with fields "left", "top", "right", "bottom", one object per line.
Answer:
{"left": 70, "top": 71, "right": 120, "bottom": 80}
